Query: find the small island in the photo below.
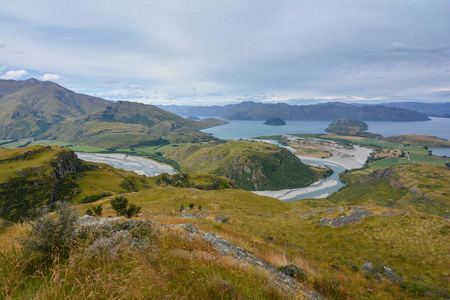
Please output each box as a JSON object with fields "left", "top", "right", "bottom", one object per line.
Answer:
{"left": 325, "top": 118, "right": 381, "bottom": 138}
{"left": 263, "top": 117, "right": 286, "bottom": 126}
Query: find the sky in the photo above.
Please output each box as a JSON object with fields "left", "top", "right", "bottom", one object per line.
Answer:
{"left": 0, "top": 0, "right": 449, "bottom": 105}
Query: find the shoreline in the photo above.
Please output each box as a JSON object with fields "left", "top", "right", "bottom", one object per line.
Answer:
{"left": 253, "top": 178, "right": 339, "bottom": 200}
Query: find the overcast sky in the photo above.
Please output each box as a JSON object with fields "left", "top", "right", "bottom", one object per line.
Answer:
{"left": 1, "top": 0, "right": 449, "bottom": 105}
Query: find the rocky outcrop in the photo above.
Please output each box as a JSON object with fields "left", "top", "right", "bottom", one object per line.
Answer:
{"left": 75, "top": 216, "right": 323, "bottom": 299}
{"left": 321, "top": 208, "right": 373, "bottom": 227}
{"left": 181, "top": 213, "right": 204, "bottom": 219}
{"left": 0, "top": 146, "right": 80, "bottom": 222}
{"left": 52, "top": 149, "right": 78, "bottom": 179}
{"left": 362, "top": 261, "right": 402, "bottom": 282}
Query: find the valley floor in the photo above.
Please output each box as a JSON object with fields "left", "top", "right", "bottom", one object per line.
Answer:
{"left": 253, "top": 139, "right": 373, "bottom": 200}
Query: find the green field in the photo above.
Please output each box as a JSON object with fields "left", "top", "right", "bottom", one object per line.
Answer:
{"left": 402, "top": 146, "right": 450, "bottom": 165}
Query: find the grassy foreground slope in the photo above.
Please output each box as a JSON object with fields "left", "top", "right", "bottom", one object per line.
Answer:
{"left": 164, "top": 140, "right": 321, "bottom": 191}
{"left": 77, "top": 188, "right": 448, "bottom": 299}
{"left": 0, "top": 145, "right": 448, "bottom": 299}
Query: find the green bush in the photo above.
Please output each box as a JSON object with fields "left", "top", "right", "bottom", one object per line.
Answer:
{"left": 110, "top": 197, "right": 141, "bottom": 218}
{"left": 92, "top": 204, "right": 103, "bottom": 216}
{"left": 110, "top": 196, "right": 128, "bottom": 216}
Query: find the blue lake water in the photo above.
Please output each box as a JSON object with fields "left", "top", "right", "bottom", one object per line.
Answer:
{"left": 202, "top": 117, "right": 450, "bottom": 141}
{"left": 430, "top": 148, "right": 450, "bottom": 157}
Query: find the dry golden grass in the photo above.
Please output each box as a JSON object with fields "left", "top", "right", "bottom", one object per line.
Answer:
{"left": 0, "top": 223, "right": 30, "bottom": 251}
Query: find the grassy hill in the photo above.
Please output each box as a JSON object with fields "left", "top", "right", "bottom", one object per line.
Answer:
{"left": 330, "top": 164, "right": 450, "bottom": 217}
{"left": 164, "top": 141, "right": 322, "bottom": 191}
{"left": 0, "top": 146, "right": 234, "bottom": 221}
{"left": 39, "top": 101, "right": 225, "bottom": 149}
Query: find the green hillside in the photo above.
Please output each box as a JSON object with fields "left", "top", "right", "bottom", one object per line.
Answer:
{"left": 39, "top": 101, "right": 223, "bottom": 149}
{"left": 330, "top": 164, "right": 450, "bottom": 217}
{"left": 164, "top": 141, "right": 321, "bottom": 191}
{"left": 0, "top": 146, "right": 234, "bottom": 221}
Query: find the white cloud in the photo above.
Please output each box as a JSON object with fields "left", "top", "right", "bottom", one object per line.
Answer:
{"left": 0, "top": 70, "right": 28, "bottom": 80}
{"left": 41, "top": 73, "right": 60, "bottom": 81}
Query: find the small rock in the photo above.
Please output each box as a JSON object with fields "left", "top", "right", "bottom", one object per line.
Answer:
{"left": 181, "top": 213, "right": 204, "bottom": 219}
{"left": 321, "top": 211, "right": 373, "bottom": 227}
{"left": 362, "top": 262, "right": 375, "bottom": 272}
{"left": 383, "top": 266, "right": 402, "bottom": 282}
{"left": 279, "top": 264, "right": 306, "bottom": 280}
{"left": 215, "top": 216, "right": 229, "bottom": 223}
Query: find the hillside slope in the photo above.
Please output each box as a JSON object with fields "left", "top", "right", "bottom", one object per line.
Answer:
{"left": 0, "top": 78, "right": 108, "bottom": 138}
{"left": 39, "top": 101, "right": 223, "bottom": 148}
{"left": 0, "top": 79, "right": 226, "bottom": 148}
{"left": 330, "top": 164, "right": 450, "bottom": 216}
{"left": 0, "top": 145, "right": 235, "bottom": 221}
{"left": 164, "top": 141, "right": 320, "bottom": 190}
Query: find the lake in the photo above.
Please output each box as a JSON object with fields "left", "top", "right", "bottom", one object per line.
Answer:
{"left": 202, "top": 117, "right": 450, "bottom": 141}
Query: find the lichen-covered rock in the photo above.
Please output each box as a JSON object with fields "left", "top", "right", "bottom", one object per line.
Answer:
{"left": 279, "top": 264, "right": 306, "bottom": 280}
{"left": 181, "top": 213, "right": 204, "bottom": 219}
{"left": 321, "top": 211, "right": 373, "bottom": 227}
{"left": 215, "top": 216, "right": 229, "bottom": 223}
{"left": 362, "top": 262, "right": 375, "bottom": 272}
{"left": 383, "top": 266, "right": 402, "bottom": 282}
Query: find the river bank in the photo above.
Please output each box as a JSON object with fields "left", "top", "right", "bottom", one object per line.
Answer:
{"left": 75, "top": 152, "right": 176, "bottom": 177}
{"left": 251, "top": 139, "right": 372, "bottom": 201}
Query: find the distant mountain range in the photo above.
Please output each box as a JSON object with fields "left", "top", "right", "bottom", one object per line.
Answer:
{"left": 0, "top": 79, "right": 224, "bottom": 148}
{"left": 159, "top": 101, "right": 431, "bottom": 121}
{"left": 380, "top": 102, "right": 450, "bottom": 118}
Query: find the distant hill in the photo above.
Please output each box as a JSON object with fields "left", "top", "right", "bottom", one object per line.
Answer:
{"left": 0, "top": 78, "right": 108, "bottom": 138}
{"left": 379, "top": 102, "right": 450, "bottom": 118}
{"left": 0, "top": 79, "right": 225, "bottom": 148}
{"left": 159, "top": 101, "right": 430, "bottom": 121}
{"left": 39, "top": 101, "right": 226, "bottom": 149}
{"left": 164, "top": 140, "right": 321, "bottom": 191}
